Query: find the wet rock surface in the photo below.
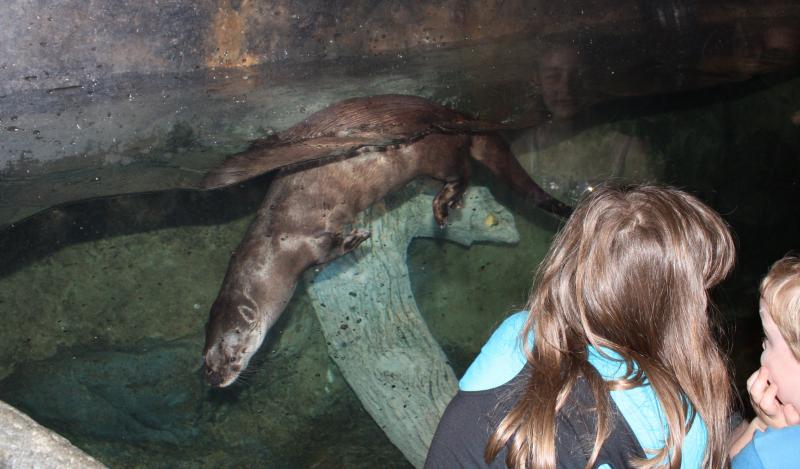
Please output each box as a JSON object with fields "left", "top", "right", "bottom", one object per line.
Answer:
{"left": 0, "top": 400, "right": 105, "bottom": 469}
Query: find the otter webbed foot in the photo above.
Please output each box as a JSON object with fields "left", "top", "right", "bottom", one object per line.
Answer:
{"left": 433, "top": 180, "right": 467, "bottom": 228}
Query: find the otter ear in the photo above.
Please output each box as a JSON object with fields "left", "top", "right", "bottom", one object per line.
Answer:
{"left": 200, "top": 135, "right": 405, "bottom": 190}
{"left": 237, "top": 304, "right": 258, "bottom": 324}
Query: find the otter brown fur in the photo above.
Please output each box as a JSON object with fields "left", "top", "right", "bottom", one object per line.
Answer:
{"left": 201, "top": 94, "right": 569, "bottom": 387}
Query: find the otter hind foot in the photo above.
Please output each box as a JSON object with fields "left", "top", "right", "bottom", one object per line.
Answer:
{"left": 433, "top": 179, "right": 467, "bottom": 228}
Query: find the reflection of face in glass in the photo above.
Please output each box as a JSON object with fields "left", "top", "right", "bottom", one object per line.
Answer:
{"left": 537, "top": 47, "right": 584, "bottom": 120}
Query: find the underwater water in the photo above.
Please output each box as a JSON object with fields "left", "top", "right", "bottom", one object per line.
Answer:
{"left": 0, "top": 171, "right": 555, "bottom": 467}
{"left": 2, "top": 74, "right": 799, "bottom": 467}
{"left": 1, "top": 8, "right": 800, "bottom": 466}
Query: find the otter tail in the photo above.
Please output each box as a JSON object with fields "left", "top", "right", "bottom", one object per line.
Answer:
{"left": 200, "top": 135, "right": 405, "bottom": 190}
{"left": 469, "top": 134, "right": 572, "bottom": 219}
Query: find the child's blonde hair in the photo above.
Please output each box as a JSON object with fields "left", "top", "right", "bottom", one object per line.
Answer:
{"left": 760, "top": 256, "right": 800, "bottom": 360}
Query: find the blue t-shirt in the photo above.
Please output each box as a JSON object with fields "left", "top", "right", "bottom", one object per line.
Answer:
{"left": 460, "top": 311, "right": 709, "bottom": 469}
{"left": 732, "top": 425, "right": 800, "bottom": 469}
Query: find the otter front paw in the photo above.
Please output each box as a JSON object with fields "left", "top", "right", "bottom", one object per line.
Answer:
{"left": 342, "top": 228, "right": 371, "bottom": 252}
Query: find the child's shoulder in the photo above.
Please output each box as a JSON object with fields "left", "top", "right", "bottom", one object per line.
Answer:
{"left": 733, "top": 426, "right": 800, "bottom": 469}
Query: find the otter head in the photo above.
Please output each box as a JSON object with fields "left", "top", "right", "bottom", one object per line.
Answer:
{"left": 202, "top": 298, "right": 266, "bottom": 388}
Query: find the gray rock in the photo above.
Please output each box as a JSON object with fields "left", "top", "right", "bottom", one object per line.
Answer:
{"left": 0, "top": 399, "right": 105, "bottom": 469}
{"left": 308, "top": 184, "right": 519, "bottom": 467}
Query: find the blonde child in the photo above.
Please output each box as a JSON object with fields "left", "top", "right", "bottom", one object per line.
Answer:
{"left": 731, "top": 256, "right": 800, "bottom": 467}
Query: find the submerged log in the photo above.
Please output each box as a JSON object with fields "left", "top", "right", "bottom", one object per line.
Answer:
{"left": 306, "top": 184, "right": 519, "bottom": 468}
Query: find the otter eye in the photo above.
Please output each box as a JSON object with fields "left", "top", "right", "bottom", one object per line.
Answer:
{"left": 228, "top": 356, "right": 236, "bottom": 363}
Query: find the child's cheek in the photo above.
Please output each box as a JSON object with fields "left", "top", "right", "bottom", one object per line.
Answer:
{"left": 759, "top": 355, "right": 775, "bottom": 382}
{"left": 776, "top": 387, "right": 788, "bottom": 405}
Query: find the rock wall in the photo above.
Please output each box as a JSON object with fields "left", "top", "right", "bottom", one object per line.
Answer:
{"left": 0, "top": 0, "right": 797, "bottom": 225}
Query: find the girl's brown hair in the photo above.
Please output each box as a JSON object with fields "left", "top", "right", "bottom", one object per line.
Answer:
{"left": 486, "top": 185, "right": 735, "bottom": 469}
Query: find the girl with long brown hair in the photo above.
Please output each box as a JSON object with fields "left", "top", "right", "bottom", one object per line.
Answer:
{"left": 425, "top": 184, "right": 735, "bottom": 468}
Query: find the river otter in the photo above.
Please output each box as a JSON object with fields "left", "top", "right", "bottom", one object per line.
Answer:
{"left": 201, "top": 94, "right": 569, "bottom": 387}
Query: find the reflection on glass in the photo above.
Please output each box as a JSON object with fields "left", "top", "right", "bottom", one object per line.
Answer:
{"left": 509, "top": 39, "right": 663, "bottom": 205}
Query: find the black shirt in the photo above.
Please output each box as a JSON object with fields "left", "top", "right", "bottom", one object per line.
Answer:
{"left": 425, "top": 369, "right": 645, "bottom": 468}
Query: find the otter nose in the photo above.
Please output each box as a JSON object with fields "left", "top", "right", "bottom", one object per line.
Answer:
{"left": 204, "top": 367, "right": 224, "bottom": 387}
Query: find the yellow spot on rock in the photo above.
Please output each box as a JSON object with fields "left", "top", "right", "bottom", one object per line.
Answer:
{"left": 484, "top": 213, "right": 498, "bottom": 227}
{"left": 207, "top": 0, "right": 259, "bottom": 68}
